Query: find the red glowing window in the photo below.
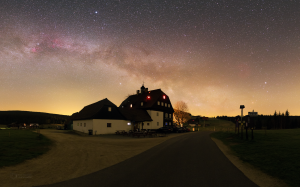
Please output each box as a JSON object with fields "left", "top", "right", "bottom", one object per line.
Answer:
{"left": 147, "top": 96, "right": 150, "bottom": 99}
{"left": 163, "top": 95, "right": 166, "bottom": 99}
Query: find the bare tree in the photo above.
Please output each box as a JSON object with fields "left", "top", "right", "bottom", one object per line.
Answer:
{"left": 173, "top": 101, "right": 191, "bottom": 127}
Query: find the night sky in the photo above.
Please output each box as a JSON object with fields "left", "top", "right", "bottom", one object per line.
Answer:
{"left": 1, "top": 0, "right": 300, "bottom": 117}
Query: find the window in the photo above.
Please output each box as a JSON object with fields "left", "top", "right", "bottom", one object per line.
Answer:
{"left": 169, "top": 114, "right": 171, "bottom": 118}
{"left": 161, "top": 102, "right": 164, "bottom": 106}
{"left": 165, "top": 113, "right": 168, "bottom": 117}
{"left": 130, "top": 104, "right": 132, "bottom": 108}
{"left": 84, "top": 123, "right": 86, "bottom": 127}
{"left": 163, "top": 95, "right": 166, "bottom": 99}
{"left": 141, "top": 102, "right": 143, "bottom": 106}
{"left": 147, "top": 96, "right": 150, "bottom": 99}
{"left": 168, "top": 104, "right": 170, "bottom": 108}
{"left": 157, "top": 112, "right": 159, "bottom": 116}
{"left": 157, "top": 122, "right": 159, "bottom": 126}
{"left": 157, "top": 101, "right": 160, "bottom": 105}
{"left": 147, "top": 123, "right": 150, "bottom": 126}
{"left": 107, "top": 123, "right": 111, "bottom": 127}
{"left": 127, "top": 122, "right": 131, "bottom": 125}
{"left": 108, "top": 107, "right": 111, "bottom": 111}
{"left": 165, "top": 103, "right": 167, "bottom": 107}
{"left": 77, "top": 123, "right": 79, "bottom": 126}
{"left": 165, "top": 122, "right": 168, "bottom": 125}
{"left": 80, "top": 123, "right": 82, "bottom": 126}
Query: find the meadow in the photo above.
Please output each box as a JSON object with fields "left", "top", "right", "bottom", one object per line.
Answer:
{"left": 210, "top": 128, "right": 300, "bottom": 187}
{"left": 188, "top": 118, "right": 235, "bottom": 132}
{"left": 0, "top": 129, "right": 53, "bottom": 168}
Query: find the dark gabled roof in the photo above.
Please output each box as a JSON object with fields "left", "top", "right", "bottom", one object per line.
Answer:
{"left": 119, "top": 89, "right": 174, "bottom": 112}
{"left": 118, "top": 108, "right": 152, "bottom": 122}
{"left": 73, "top": 98, "right": 125, "bottom": 120}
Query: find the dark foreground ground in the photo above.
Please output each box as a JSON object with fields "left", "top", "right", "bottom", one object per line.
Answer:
{"left": 37, "top": 131, "right": 258, "bottom": 187}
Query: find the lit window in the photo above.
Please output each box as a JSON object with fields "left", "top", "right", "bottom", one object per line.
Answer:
{"left": 165, "top": 113, "right": 168, "bottom": 117}
{"left": 165, "top": 122, "right": 168, "bottom": 125}
{"left": 157, "top": 101, "right": 160, "bottom": 105}
{"left": 157, "top": 112, "right": 159, "bottom": 116}
{"left": 141, "top": 102, "right": 143, "bottom": 106}
{"left": 107, "top": 123, "right": 111, "bottom": 127}
{"left": 147, "top": 96, "right": 150, "bottom": 99}
{"left": 157, "top": 122, "right": 159, "bottom": 126}
{"left": 163, "top": 95, "right": 166, "bottom": 99}
{"left": 127, "top": 123, "right": 131, "bottom": 125}
{"left": 108, "top": 107, "right": 111, "bottom": 111}
{"left": 130, "top": 104, "right": 132, "bottom": 108}
{"left": 161, "top": 102, "right": 164, "bottom": 106}
{"left": 169, "top": 114, "right": 171, "bottom": 118}
{"left": 168, "top": 104, "right": 170, "bottom": 108}
{"left": 165, "top": 103, "right": 167, "bottom": 107}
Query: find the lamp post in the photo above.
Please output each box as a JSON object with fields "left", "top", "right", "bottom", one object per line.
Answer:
{"left": 240, "top": 105, "right": 245, "bottom": 139}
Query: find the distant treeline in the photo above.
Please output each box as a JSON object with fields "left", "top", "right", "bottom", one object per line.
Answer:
{"left": 0, "top": 111, "right": 70, "bottom": 125}
{"left": 217, "top": 110, "right": 300, "bottom": 129}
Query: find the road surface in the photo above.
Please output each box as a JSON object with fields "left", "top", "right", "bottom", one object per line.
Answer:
{"left": 37, "top": 131, "right": 259, "bottom": 187}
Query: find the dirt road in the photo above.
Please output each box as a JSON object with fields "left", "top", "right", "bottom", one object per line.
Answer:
{"left": 0, "top": 130, "right": 189, "bottom": 187}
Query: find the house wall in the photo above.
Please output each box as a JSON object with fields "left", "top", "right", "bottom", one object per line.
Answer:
{"left": 73, "top": 120, "right": 93, "bottom": 133}
{"left": 93, "top": 119, "right": 131, "bottom": 134}
{"left": 146, "top": 110, "right": 163, "bottom": 129}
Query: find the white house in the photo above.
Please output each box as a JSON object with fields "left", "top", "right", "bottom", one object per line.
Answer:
{"left": 72, "top": 85, "right": 174, "bottom": 135}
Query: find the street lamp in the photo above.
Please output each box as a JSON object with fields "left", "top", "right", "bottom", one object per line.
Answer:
{"left": 240, "top": 105, "right": 245, "bottom": 139}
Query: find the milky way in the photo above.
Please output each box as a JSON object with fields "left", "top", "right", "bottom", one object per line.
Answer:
{"left": 1, "top": 0, "right": 300, "bottom": 116}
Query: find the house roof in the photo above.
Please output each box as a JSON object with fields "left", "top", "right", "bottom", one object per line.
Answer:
{"left": 120, "top": 89, "right": 174, "bottom": 112}
{"left": 118, "top": 108, "right": 152, "bottom": 122}
{"left": 73, "top": 98, "right": 152, "bottom": 122}
{"left": 72, "top": 98, "right": 121, "bottom": 120}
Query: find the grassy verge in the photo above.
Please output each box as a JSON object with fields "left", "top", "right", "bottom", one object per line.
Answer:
{"left": 188, "top": 118, "right": 235, "bottom": 132}
{"left": 210, "top": 129, "right": 300, "bottom": 187}
{"left": 0, "top": 129, "right": 53, "bottom": 168}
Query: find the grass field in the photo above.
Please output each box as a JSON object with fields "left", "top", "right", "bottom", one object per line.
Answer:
{"left": 188, "top": 118, "right": 235, "bottom": 132}
{"left": 210, "top": 128, "right": 300, "bottom": 187}
{"left": 0, "top": 129, "right": 53, "bottom": 168}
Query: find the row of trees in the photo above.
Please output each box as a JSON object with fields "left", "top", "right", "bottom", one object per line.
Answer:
{"left": 217, "top": 110, "right": 300, "bottom": 129}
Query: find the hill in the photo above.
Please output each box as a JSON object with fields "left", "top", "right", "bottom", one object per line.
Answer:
{"left": 0, "top": 110, "right": 70, "bottom": 125}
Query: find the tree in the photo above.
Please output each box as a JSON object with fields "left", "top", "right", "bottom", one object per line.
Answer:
{"left": 285, "top": 110, "right": 290, "bottom": 129}
{"left": 173, "top": 101, "right": 191, "bottom": 127}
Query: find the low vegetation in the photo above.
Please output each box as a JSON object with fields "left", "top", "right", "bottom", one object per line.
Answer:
{"left": 0, "top": 129, "right": 53, "bottom": 168}
{"left": 210, "top": 128, "right": 300, "bottom": 187}
{"left": 187, "top": 118, "right": 235, "bottom": 132}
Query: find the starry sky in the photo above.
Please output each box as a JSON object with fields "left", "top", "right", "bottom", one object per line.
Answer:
{"left": 1, "top": 0, "right": 300, "bottom": 117}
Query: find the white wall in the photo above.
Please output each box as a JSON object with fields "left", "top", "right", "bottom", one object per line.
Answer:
{"left": 93, "top": 119, "right": 131, "bottom": 134}
{"left": 146, "top": 110, "right": 163, "bottom": 129}
{"left": 73, "top": 120, "right": 93, "bottom": 133}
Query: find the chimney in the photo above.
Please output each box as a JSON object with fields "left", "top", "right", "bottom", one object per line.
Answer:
{"left": 137, "top": 90, "right": 140, "bottom": 95}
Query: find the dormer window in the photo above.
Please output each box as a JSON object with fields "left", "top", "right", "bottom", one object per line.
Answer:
{"left": 141, "top": 102, "right": 143, "bottom": 106}
{"left": 108, "top": 107, "right": 111, "bottom": 112}
{"left": 157, "top": 101, "right": 160, "bottom": 105}
{"left": 147, "top": 96, "right": 150, "bottom": 99}
{"left": 130, "top": 104, "right": 132, "bottom": 108}
{"left": 163, "top": 95, "right": 166, "bottom": 99}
